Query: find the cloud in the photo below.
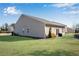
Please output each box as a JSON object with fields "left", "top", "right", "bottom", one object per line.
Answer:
{"left": 52, "top": 3, "right": 76, "bottom": 8}
{"left": 63, "top": 10, "right": 79, "bottom": 14}
{"left": 70, "top": 10, "right": 79, "bottom": 14}
{"left": 3, "top": 6, "right": 22, "bottom": 15}
{"left": 51, "top": 3, "right": 79, "bottom": 15}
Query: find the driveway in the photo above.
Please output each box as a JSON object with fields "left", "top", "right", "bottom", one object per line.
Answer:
{"left": 0, "top": 33, "right": 12, "bottom": 36}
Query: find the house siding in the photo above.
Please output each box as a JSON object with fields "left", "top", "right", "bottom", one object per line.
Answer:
{"left": 14, "top": 15, "right": 45, "bottom": 38}
{"left": 45, "top": 26, "right": 66, "bottom": 37}
{"left": 14, "top": 14, "right": 67, "bottom": 38}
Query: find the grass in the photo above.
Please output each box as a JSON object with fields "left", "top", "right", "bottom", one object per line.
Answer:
{"left": 0, "top": 34, "right": 79, "bottom": 56}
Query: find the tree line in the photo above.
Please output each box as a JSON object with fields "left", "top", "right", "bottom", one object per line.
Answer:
{"left": 0, "top": 23, "right": 15, "bottom": 32}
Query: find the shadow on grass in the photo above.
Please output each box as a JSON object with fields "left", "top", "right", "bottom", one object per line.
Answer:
{"left": 0, "top": 36, "right": 39, "bottom": 42}
{"left": 28, "top": 50, "right": 78, "bottom": 56}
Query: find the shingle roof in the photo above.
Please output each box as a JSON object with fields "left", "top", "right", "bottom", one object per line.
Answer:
{"left": 21, "top": 14, "right": 66, "bottom": 27}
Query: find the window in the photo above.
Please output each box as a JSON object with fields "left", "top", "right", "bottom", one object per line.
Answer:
{"left": 22, "top": 28, "right": 25, "bottom": 34}
{"left": 26, "top": 25, "right": 30, "bottom": 33}
{"left": 27, "top": 28, "right": 30, "bottom": 33}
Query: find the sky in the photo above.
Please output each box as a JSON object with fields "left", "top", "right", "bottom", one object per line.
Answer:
{"left": 0, "top": 3, "right": 79, "bottom": 27}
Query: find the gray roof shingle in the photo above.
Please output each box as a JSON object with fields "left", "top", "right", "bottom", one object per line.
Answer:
{"left": 21, "top": 14, "right": 66, "bottom": 27}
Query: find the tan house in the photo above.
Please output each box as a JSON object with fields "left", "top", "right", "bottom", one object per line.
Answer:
{"left": 14, "top": 14, "right": 67, "bottom": 38}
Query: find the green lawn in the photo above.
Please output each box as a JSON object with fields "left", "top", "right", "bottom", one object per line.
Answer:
{"left": 0, "top": 34, "right": 79, "bottom": 56}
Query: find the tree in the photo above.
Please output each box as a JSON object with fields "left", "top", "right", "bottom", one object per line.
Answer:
{"left": 1, "top": 25, "right": 5, "bottom": 31}
{"left": 4, "top": 23, "right": 8, "bottom": 31}
{"left": 73, "top": 24, "right": 79, "bottom": 39}
{"left": 10, "top": 23, "right": 15, "bottom": 29}
{"left": 48, "top": 27, "right": 52, "bottom": 38}
{"left": 74, "top": 24, "right": 79, "bottom": 33}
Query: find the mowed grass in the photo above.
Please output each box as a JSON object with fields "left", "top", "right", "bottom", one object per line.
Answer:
{"left": 0, "top": 34, "right": 79, "bottom": 56}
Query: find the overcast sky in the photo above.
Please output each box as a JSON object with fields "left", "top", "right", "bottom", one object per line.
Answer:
{"left": 0, "top": 3, "right": 79, "bottom": 27}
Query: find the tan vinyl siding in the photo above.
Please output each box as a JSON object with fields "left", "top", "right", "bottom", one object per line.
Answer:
{"left": 14, "top": 15, "right": 45, "bottom": 38}
{"left": 14, "top": 14, "right": 67, "bottom": 38}
{"left": 45, "top": 26, "right": 66, "bottom": 37}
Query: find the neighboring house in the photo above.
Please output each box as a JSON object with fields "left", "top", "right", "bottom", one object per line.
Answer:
{"left": 8, "top": 24, "right": 15, "bottom": 32}
{"left": 67, "top": 27, "right": 75, "bottom": 33}
{"left": 8, "top": 26, "right": 14, "bottom": 32}
{"left": 14, "top": 14, "right": 67, "bottom": 38}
